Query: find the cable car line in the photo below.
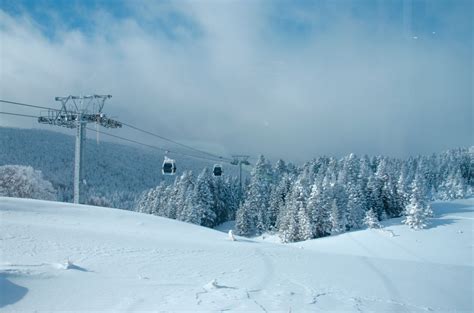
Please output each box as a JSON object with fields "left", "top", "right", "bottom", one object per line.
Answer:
{"left": 119, "top": 121, "right": 233, "bottom": 162}
{"left": 0, "top": 111, "right": 232, "bottom": 164}
{"left": 1, "top": 98, "right": 233, "bottom": 163}
{"left": 85, "top": 126, "right": 226, "bottom": 163}
{"left": 0, "top": 111, "right": 40, "bottom": 119}
{"left": 1, "top": 108, "right": 248, "bottom": 181}
{"left": 0, "top": 99, "right": 62, "bottom": 112}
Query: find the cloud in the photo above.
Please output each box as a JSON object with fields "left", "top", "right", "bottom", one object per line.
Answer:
{"left": 0, "top": 1, "right": 472, "bottom": 162}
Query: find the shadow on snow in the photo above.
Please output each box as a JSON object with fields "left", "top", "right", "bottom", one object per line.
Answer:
{"left": 0, "top": 274, "right": 28, "bottom": 308}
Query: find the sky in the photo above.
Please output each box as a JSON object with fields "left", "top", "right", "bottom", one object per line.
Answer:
{"left": 0, "top": 0, "right": 472, "bottom": 162}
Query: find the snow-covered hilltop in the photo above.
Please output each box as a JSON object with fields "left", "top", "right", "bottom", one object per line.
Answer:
{"left": 1, "top": 197, "right": 472, "bottom": 312}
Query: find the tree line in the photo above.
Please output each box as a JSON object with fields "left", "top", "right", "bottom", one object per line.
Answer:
{"left": 136, "top": 147, "right": 472, "bottom": 242}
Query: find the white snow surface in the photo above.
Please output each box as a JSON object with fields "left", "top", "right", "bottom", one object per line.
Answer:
{"left": 1, "top": 197, "right": 472, "bottom": 312}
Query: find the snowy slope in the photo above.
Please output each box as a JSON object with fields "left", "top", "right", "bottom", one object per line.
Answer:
{"left": 1, "top": 197, "right": 472, "bottom": 312}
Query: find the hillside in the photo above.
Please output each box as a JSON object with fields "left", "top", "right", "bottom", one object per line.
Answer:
{"left": 1, "top": 197, "right": 472, "bottom": 312}
{"left": 0, "top": 127, "right": 238, "bottom": 209}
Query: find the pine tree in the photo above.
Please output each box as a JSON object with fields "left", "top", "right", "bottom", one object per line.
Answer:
{"left": 224, "top": 176, "right": 240, "bottom": 220}
{"left": 441, "top": 169, "right": 467, "bottom": 200}
{"left": 235, "top": 201, "right": 255, "bottom": 236}
{"left": 185, "top": 168, "right": 216, "bottom": 227}
{"left": 136, "top": 189, "right": 153, "bottom": 214}
{"left": 329, "top": 199, "right": 344, "bottom": 235}
{"left": 397, "top": 165, "right": 410, "bottom": 208}
{"left": 310, "top": 178, "right": 332, "bottom": 238}
{"left": 149, "top": 183, "right": 166, "bottom": 215}
{"left": 333, "top": 177, "right": 349, "bottom": 230}
{"left": 270, "top": 174, "right": 292, "bottom": 231}
{"left": 273, "top": 159, "right": 288, "bottom": 181}
{"left": 364, "top": 208, "right": 381, "bottom": 229}
{"left": 279, "top": 181, "right": 308, "bottom": 243}
{"left": 236, "top": 155, "right": 273, "bottom": 235}
{"left": 346, "top": 182, "right": 366, "bottom": 230}
{"left": 403, "top": 197, "right": 433, "bottom": 230}
{"left": 163, "top": 176, "right": 180, "bottom": 219}
{"left": 278, "top": 204, "right": 299, "bottom": 243}
{"left": 175, "top": 171, "right": 194, "bottom": 221}
{"left": 403, "top": 173, "right": 433, "bottom": 230}
{"left": 367, "top": 174, "right": 384, "bottom": 220}
{"left": 157, "top": 185, "right": 173, "bottom": 217}
{"left": 297, "top": 197, "right": 312, "bottom": 241}
{"left": 211, "top": 176, "right": 228, "bottom": 225}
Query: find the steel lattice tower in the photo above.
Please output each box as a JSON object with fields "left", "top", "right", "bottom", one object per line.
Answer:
{"left": 38, "top": 95, "right": 122, "bottom": 204}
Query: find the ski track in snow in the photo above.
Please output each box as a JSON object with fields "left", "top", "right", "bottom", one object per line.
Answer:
{"left": 441, "top": 215, "right": 474, "bottom": 220}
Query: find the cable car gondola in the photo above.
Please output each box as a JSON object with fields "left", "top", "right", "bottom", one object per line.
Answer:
{"left": 213, "top": 164, "right": 223, "bottom": 176}
{"left": 162, "top": 157, "right": 177, "bottom": 175}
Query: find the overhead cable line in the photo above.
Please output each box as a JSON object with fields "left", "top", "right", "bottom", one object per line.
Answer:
{"left": 0, "top": 111, "right": 40, "bottom": 119}
{"left": 119, "top": 121, "right": 233, "bottom": 162}
{"left": 0, "top": 111, "right": 229, "bottom": 163}
{"left": 85, "top": 127, "right": 226, "bottom": 163}
{"left": 0, "top": 99, "right": 61, "bottom": 112}
{"left": 1, "top": 98, "right": 233, "bottom": 162}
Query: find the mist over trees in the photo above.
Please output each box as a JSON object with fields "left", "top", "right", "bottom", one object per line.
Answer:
{"left": 136, "top": 147, "right": 472, "bottom": 242}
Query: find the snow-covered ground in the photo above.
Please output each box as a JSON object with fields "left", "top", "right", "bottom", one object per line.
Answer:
{"left": 1, "top": 197, "right": 472, "bottom": 312}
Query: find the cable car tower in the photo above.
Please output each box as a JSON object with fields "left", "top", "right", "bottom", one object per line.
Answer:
{"left": 38, "top": 95, "right": 122, "bottom": 204}
{"left": 231, "top": 155, "right": 250, "bottom": 199}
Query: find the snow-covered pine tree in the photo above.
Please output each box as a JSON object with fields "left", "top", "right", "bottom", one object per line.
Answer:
{"left": 403, "top": 173, "right": 433, "bottom": 230}
{"left": 156, "top": 184, "right": 173, "bottom": 217}
{"left": 175, "top": 171, "right": 195, "bottom": 221}
{"left": 286, "top": 162, "right": 299, "bottom": 177}
{"left": 383, "top": 175, "right": 403, "bottom": 218}
{"left": 235, "top": 201, "right": 254, "bottom": 236}
{"left": 136, "top": 189, "right": 153, "bottom": 214}
{"left": 278, "top": 204, "right": 299, "bottom": 243}
{"left": 136, "top": 183, "right": 166, "bottom": 215}
{"left": 440, "top": 169, "right": 467, "bottom": 200}
{"left": 329, "top": 199, "right": 345, "bottom": 235}
{"left": 273, "top": 159, "right": 288, "bottom": 181}
{"left": 278, "top": 180, "right": 308, "bottom": 243}
{"left": 357, "top": 155, "right": 371, "bottom": 190}
{"left": 149, "top": 183, "right": 166, "bottom": 215}
{"left": 363, "top": 208, "right": 381, "bottom": 229}
{"left": 334, "top": 168, "right": 350, "bottom": 230}
{"left": 397, "top": 163, "right": 411, "bottom": 208}
{"left": 163, "top": 176, "right": 181, "bottom": 219}
{"left": 296, "top": 193, "right": 312, "bottom": 241}
{"left": 367, "top": 174, "right": 384, "bottom": 221}
{"left": 184, "top": 168, "right": 216, "bottom": 227}
{"left": 375, "top": 158, "right": 399, "bottom": 218}
{"left": 346, "top": 181, "right": 366, "bottom": 230}
{"left": 224, "top": 176, "right": 240, "bottom": 221}
{"left": 211, "top": 175, "right": 228, "bottom": 226}
{"left": 270, "top": 173, "right": 292, "bottom": 231}
{"left": 236, "top": 155, "right": 273, "bottom": 235}
{"left": 451, "top": 169, "right": 467, "bottom": 199}
{"left": 313, "top": 176, "right": 333, "bottom": 238}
